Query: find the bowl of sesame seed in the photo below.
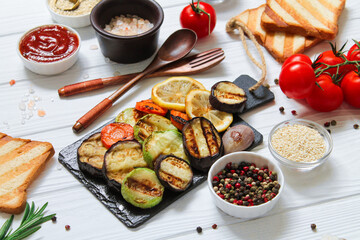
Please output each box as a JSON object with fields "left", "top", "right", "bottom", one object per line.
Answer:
{"left": 268, "top": 119, "right": 333, "bottom": 170}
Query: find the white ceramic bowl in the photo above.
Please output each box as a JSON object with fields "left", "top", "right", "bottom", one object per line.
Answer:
{"left": 17, "top": 24, "right": 81, "bottom": 75}
{"left": 207, "top": 152, "right": 284, "bottom": 219}
{"left": 268, "top": 119, "right": 333, "bottom": 171}
{"left": 46, "top": 0, "right": 92, "bottom": 28}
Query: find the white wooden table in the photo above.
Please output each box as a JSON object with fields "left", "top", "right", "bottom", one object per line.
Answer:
{"left": 1, "top": 0, "right": 359, "bottom": 239}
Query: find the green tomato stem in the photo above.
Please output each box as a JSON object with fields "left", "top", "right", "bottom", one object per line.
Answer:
{"left": 190, "top": 0, "right": 211, "bottom": 36}
{"left": 314, "top": 59, "right": 360, "bottom": 78}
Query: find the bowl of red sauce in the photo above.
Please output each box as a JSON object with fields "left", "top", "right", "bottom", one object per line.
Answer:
{"left": 17, "top": 24, "right": 81, "bottom": 75}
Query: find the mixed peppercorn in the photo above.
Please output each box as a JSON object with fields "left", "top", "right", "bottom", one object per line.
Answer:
{"left": 212, "top": 161, "right": 280, "bottom": 206}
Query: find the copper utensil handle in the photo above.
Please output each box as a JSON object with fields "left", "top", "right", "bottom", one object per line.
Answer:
{"left": 72, "top": 98, "right": 113, "bottom": 132}
{"left": 58, "top": 48, "right": 224, "bottom": 97}
{"left": 58, "top": 78, "right": 105, "bottom": 97}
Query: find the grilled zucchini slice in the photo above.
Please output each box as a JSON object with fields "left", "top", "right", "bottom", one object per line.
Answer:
{"left": 134, "top": 114, "right": 178, "bottom": 144}
{"left": 143, "top": 130, "right": 189, "bottom": 169}
{"left": 103, "top": 140, "right": 148, "bottom": 192}
{"left": 209, "top": 81, "right": 247, "bottom": 113}
{"left": 115, "top": 108, "right": 147, "bottom": 127}
{"left": 182, "top": 117, "right": 223, "bottom": 171}
{"left": 121, "top": 168, "right": 164, "bottom": 209}
{"left": 77, "top": 132, "right": 107, "bottom": 179}
{"left": 154, "top": 155, "right": 193, "bottom": 192}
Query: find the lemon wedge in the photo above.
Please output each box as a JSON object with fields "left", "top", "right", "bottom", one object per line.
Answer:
{"left": 185, "top": 89, "right": 233, "bottom": 132}
{"left": 151, "top": 76, "right": 205, "bottom": 112}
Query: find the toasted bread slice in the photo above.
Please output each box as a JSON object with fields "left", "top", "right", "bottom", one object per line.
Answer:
{"left": 232, "top": 4, "right": 321, "bottom": 62}
{"left": 0, "top": 133, "right": 54, "bottom": 214}
{"left": 261, "top": 0, "right": 346, "bottom": 40}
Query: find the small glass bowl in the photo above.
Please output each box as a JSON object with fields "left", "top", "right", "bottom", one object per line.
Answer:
{"left": 268, "top": 119, "right": 333, "bottom": 170}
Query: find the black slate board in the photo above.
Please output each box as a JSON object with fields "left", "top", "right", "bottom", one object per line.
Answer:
{"left": 233, "top": 75, "right": 275, "bottom": 113}
{"left": 58, "top": 75, "right": 273, "bottom": 228}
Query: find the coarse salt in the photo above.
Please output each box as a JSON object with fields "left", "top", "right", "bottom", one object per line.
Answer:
{"left": 37, "top": 110, "right": 46, "bottom": 117}
{"left": 89, "top": 44, "right": 98, "bottom": 50}
{"left": 9, "top": 80, "right": 16, "bottom": 86}
{"left": 104, "top": 14, "right": 154, "bottom": 36}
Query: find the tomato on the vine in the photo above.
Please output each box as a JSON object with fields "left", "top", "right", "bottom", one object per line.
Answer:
{"left": 279, "top": 61, "right": 316, "bottom": 99}
{"left": 282, "top": 54, "right": 312, "bottom": 69}
{"left": 341, "top": 71, "right": 360, "bottom": 108}
{"left": 315, "top": 43, "right": 354, "bottom": 76}
{"left": 347, "top": 40, "right": 360, "bottom": 62}
{"left": 305, "top": 74, "right": 343, "bottom": 112}
{"left": 180, "top": 1, "right": 216, "bottom": 39}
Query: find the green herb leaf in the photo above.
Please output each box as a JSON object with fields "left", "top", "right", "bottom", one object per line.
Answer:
{"left": 20, "top": 203, "right": 30, "bottom": 225}
{"left": 0, "top": 202, "right": 55, "bottom": 240}
{"left": 0, "top": 215, "right": 13, "bottom": 240}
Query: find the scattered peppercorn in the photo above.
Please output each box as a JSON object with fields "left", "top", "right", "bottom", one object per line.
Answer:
{"left": 212, "top": 161, "right": 280, "bottom": 207}
{"left": 324, "top": 122, "right": 330, "bottom": 127}
{"left": 274, "top": 79, "right": 279, "bottom": 85}
{"left": 212, "top": 224, "right": 218, "bottom": 229}
{"left": 51, "top": 216, "right": 57, "bottom": 223}
{"left": 279, "top": 106, "right": 285, "bottom": 113}
{"left": 331, "top": 120, "right": 337, "bottom": 126}
{"left": 311, "top": 223, "right": 316, "bottom": 230}
{"left": 196, "top": 226, "right": 202, "bottom": 233}
{"left": 354, "top": 124, "right": 359, "bottom": 129}
{"left": 291, "top": 110, "right": 297, "bottom": 115}
{"left": 327, "top": 129, "right": 331, "bottom": 134}
{"left": 65, "top": 225, "right": 71, "bottom": 231}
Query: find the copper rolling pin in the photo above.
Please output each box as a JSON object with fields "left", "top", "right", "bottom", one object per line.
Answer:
{"left": 58, "top": 48, "right": 225, "bottom": 97}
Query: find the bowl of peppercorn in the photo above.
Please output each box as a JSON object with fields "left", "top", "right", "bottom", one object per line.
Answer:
{"left": 208, "top": 152, "right": 284, "bottom": 219}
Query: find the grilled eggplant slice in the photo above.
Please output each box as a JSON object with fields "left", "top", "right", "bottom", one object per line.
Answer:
{"left": 143, "top": 130, "right": 189, "bottom": 169}
{"left": 103, "top": 140, "right": 148, "bottom": 192}
{"left": 115, "top": 108, "right": 147, "bottom": 127}
{"left": 154, "top": 155, "right": 193, "bottom": 192}
{"left": 121, "top": 168, "right": 164, "bottom": 209}
{"left": 134, "top": 114, "right": 178, "bottom": 144}
{"left": 209, "top": 81, "right": 247, "bottom": 113}
{"left": 182, "top": 117, "right": 223, "bottom": 171}
{"left": 78, "top": 132, "right": 108, "bottom": 178}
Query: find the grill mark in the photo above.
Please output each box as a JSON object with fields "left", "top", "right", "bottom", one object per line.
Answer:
{"left": 159, "top": 170, "right": 186, "bottom": 189}
{"left": 184, "top": 127, "right": 200, "bottom": 159}
{"left": 137, "top": 121, "right": 154, "bottom": 141}
{"left": 126, "top": 178, "right": 162, "bottom": 197}
{"left": 201, "top": 119, "right": 219, "bottom": 157}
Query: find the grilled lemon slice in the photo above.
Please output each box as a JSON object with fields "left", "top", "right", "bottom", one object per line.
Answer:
{"left": 151, "top": 76, "right": 205, "bottom": 112}
{"left": 185, "top": 89, "right": 233, "bottom": 132}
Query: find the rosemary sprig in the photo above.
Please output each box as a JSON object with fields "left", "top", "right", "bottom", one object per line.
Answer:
{"left": 0, "top": 202, "right": 55, "bottom": 240}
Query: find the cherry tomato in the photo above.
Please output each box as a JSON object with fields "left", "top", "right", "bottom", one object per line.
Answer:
{"left": 316, "top": 50, "right": 354, "bottom": 76}
{"left": 341, "top": 71, "right": 360, "bottom": 108}
{"left": 282, "top": 54, "right": 312, "bottom": 69}
{"left": 306, "top": 74, "right": 343, "bottom": 112}
{"left": 279, "top": 61, "right": 316, "bottom": 99}
{"left": 347, "top": 40, "right": 360, "bottom": 62}
{"left": 180, "top": 1, "right": 216, "bottom": 38}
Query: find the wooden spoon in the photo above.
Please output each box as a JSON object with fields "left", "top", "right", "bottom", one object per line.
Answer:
{"left": 72, "top": 29, "right": 197, "bottom": 133}
{"left": 55, "top": 0, "right": 80, "bottom": 11}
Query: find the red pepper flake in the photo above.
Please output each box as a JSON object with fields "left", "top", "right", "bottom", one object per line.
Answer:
{"left": 65, "top": 225, "right": 70, "bottom": 231}
{"left": 212, "top": 224, "right": 217, "bottom": 229}
{"left": 9, "top": 79, "right": 16, "bottom": 86}
{"left": 291, "top": 110, "right": 297, "bottom": 115}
